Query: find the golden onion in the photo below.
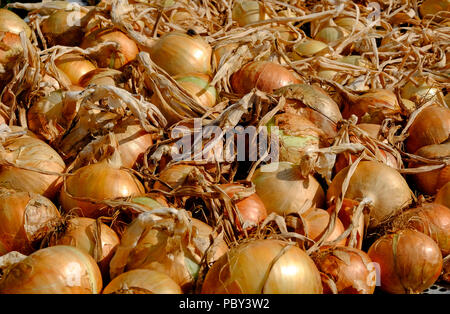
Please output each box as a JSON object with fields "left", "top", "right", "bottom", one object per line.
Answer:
{"left": 173, "top": 73, "right": 217, "bottom": 108}
{"left": 55, "top": 53, "right": 97, "bottom": 86}
{"left": 435, "top": 181, "right": 450, "bottom": 209}
{"left": 41, "top": 9, "right": 86, "bottom": 46}
{"left": 0, "top": 8, "right": 31, "bottom": 38}
{"left": 232, "top": 0, "right": 267, "bottom": 27}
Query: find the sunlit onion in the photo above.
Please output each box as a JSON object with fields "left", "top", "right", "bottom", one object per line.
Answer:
{"left": 0, "top": 189, "right": 60, "bottom": 255}
{"left": 327, "top": 161, "right": 413, "bottom": 229}
{"left": 232, "top": 0, "right": 266, "bottom": 27}
{"left": 0, "top": 245, "right": 102, "bottom": 294}
{"left": 435, "top": 181, "right": 450, "bottom": 209}
{"left": 103, "top": 269, "right": 182, "bottom": 294}
{"left": 173, "top": 73, "right": 217, "bottom": 108}
{"left": 367, "top": 229, "right": 443, "bottom": 294}
{"left": 201, "top": 239, "right": 323, "bottom": 294}
{"left": 419, "top": 0, "right": 450, "bottom": 18}
{"left": 0, "top": 8, "right": 31, "bottom": 38}
{"left": 79, "top": 68, "right": 122, "bottom": 87}
{"left": 312, "top": 246, "right": 376, "bottom": 294}
{"left": 293, "top": 39, "right": 329, "bottom": 59}
{"left": 153, "top": 164, "right": 197, "bottom": 192}
{"left": 0, "top": 31, "right": 23, "bottom": 77}
{"left": 41, "top": 9, "right": 86, "bottom": 46}
{"left": 301, "top": 207, "right": 346, "bottom": 245}
{"left": 55, "top": 53, "right": 97, "bottom": 86}
{"left": 251, "top": 162, "right": 325, "bottom": 216}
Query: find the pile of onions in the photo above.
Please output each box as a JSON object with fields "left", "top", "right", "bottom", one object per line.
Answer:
{"left": 301, "top": 207, "right": 346, "bottom": 245}
{"left": 392, "top": 203, "right": 450, "bottom": 256}
{"left": 109, "top": 209, "right": 228, "bottom": 292}
{"left": 103, "top": 269, "right": 182, "bottom": 294}
{"left": 0, "top": 245, "right": 102, "bottom": 294}
{"left": 219, "top": 183, "right": 267, "bottom": 230}
{"left": 251, "top": 162, "right": 325, "bottom": 216}
{"left": 59, "top": 157, "right": 145, "bottom": 218}
{"left": 0, "top": 189, "right": 60, "bottom": 255}
{"left": 435, "top": 181, "right": 450, "bottom": 208}
{"left": 0, "top": 129, "right": 66, "bottom": 199}
{"left": 405, "top": 104, "right": 450, "bottom": 154}
{"left": 55, "top": 53, "right": 96, "bottom": 86}
{"left": 201, "top": 239, "right": 323, "bottom": 294}
{"left": 367, "top": 229, "right": 443, "bottom": 294}
{"left": 232, "top": 0, "right": 266, "bottom": 27}
{"left": 230, "top": 61, "right": 301, "bottom": 94}
{"left": 47, "top": 217, "right": 120, "bottom": 277}
{"left": 80, "top": 28, "right": 139, "bottom": 69}
{"left": 327, "top": 161, "right": 413, "bottom": 229}
{"left": 149, "top": 31, "right": 212, "bottom": 77}
{"left": 312, "top": 246, "right": 376, "bottom": 294}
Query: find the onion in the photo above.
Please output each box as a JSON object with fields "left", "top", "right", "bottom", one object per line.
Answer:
{"left": 327, "top": 161, "right": 413, "bottom": 229}
{"left": 232, "top": 0, "right": 266, "bottom": 27}
{"left": 435, "top": 181, "right": 450, "bottom": 209}
{"left": 334, "top": 17, "right": 366, "bottom": 33}
{"left": 405, "top": 104, "right": 450, "bottom": 154}
{"left": 312, "top": 246, "right": 376, "bottom": 294}
{"left": 41, "top": 9, "right": 86, "bottom": 46}
{"left": 419, "top": 0, "right": 450, "bottom": 17}
{"left": 201, "top": 239, "right": 323, "bottom": 294}
{"left": 220, "top": 183, "right": 267, "bottom": 229}
{"left": 409, "top": 141, "right": 450, "bottom": 195}
{"left": 153, "top": 164, "right": 197, "bottom": 192}
{"left": 301, "top": 207, "right": 346, "bottom": 245}
{"left": 251, "top": 162, "right": 325, "bottom": 216}
{"left": 230, "top": 61, "right": 301, "bottom": 94}
{"left": 367, "top": 229, "right": 443, "bottom": 294}
{"left": 149, "top": 30, "right": 212, "bottom": 76}
{"left": 109, "top": 209, "right": 228, "bottom": 292}
{"left": 401, "top": 78, "right": 444, "bottom": 104}
{"left": 0, "top": 189, "right": 60, "bottom": 255}
{"left": 55, "top": 53, "right": 97, "bottom": 86}
{"left": 79, "top": 68, "right": 122, "bottom": 87}
{"left": 0, "top": 130, "right": 66, "bottom": 199}
{"left": 103, "top": 269, "right": 182, "bottom": 294}
{"left": 0, "top": 245, "right": 102, "bottom": 294}
{"left": 392, "top": 203, "right": 450, "bottom": 256}
{"left": 59, "top": 158, "right": 145, "bottom": 218}
{"left": 80, "top": 28, "right": 139, "bottom": 69}
{"left": 293, "top": 39, "right": 329, "bottom": 59}
{"left": 173, "top": 73, "right": 217, "bottom": 108}
{"left": 0, "top": 31, "right": 23, "bottom": 76}
{"left": 314, "top": 26, "right": 347, "bottom": 45}
{"left": 48, "top": 217, "right": 120, "bottom": 277}
{"left": 0, "top": 8, "right": 31, "bottom": 38}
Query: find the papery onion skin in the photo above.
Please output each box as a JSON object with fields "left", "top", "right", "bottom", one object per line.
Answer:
{"left": 55, "top": 53, "right": 97, "bottom": 86}
{"left": 174, "top": 73, "right": 217, "bottom": 108}
{"left": 327, "top": 161, "right": 413, "bottom": 229}
{"left": 0, "top": 32, "right": 23, "bottom": 73}
{"left": 149, "top": 31, "right": 212, "bottom": 77}
{"left": 252, "top": 162, "right": 325, "bottom": 216}
{"left": 0, "top": 8, "right": 32, "bottom": 38}
{"left": 79, "top": 68, "right": 121, "bottom": 87}
{"left": 103, "top": 269, "right": 182, "bottom": 294}
{"left": 301, "top": 208, "right": 346, "bottom": 245}
{"left": 405, "top": 104, "right": 450, "bottom": 154}
{"left": 0, "top": 132, "right": 66, "bottom": 199}
{"left": 201, "top": 239, "right": 323, "bottom": 294}
{"left": 232, "top": 0, "right": 266, "bottom": 27}
{"left": 313, "top": 246, "right": 376, "bottom": 294}
{"left": 153, "top": 164, "right": 196, "bottom": 192}
{"left": 48, "top": 217, "right": 120, "bottom": 277}
{"left": 41, "top": 9, "right": 86, "bottom": 46}
{"left": 435, "top": 181, "right": 450, "bottom": 209}
{"left": 0, "top": 190, "right": 60, "bottom": 255}
{"left": 367, "top": 229, "right": 443, "bottom": 294}
{"left": 392, "top": 203, "right": 450, "bottom": 256}
{"left": 293, "top": 39, "right": 329, "bottom": 59}
{"left": 80, "top": 28, "right": 139, "bottom": 69}
{"left": 59, "top": 161, "right": 145, "bottom": 218}
{"left": 230, "top": 61, "right": 301, "bottom": 94}
{"left": 0, "top": 245, "right": 102, "bottom": 294}
{"left": 419, "top": 0, "right": 450, "bottom": 17}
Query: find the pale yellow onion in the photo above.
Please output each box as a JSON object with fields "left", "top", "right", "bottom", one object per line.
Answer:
{"left": 314, "top": 26, "right": 346, "bottom": 44}
{"left": 48, "top": 217, "right": 120, "bottom": 277}
{"left": 293, "top": 39, "right": 329, "bottom": 59}
{"left": 251, "top": 162, "right": 325, "bottom": 216}
{"left": 201, "top": 239, "right": 323, "bottom": 294}
{"left": 401, "top": 79, "right": 444, "bottom": 104}
{"left": 173, "top": 73, "right": 217, "bottom": 108}
{"left": 232, "top": 0, "right": 266, "bottom": 27}
{"left": 41, "top": 9, "right": 86, "bottom": 46}
{"left": 0, "top": 131, "right": 66, "bottom": 199}
{"left": 0, "top": 8, "right": 31, "bottom": 38}
{"left": 0, "top": 189, "right": 60, "bottom": 255}
{"left": 55, "top": 53, "right": 97, "bottom": 86}
{"left": 59, "top": 159, "right": 145, "bottom": 218}
{"left": 327, "top": 161, "right": 413, "bottom": 229}
{"left": 103, "top": 269, "right": 182, "bottom": 294}
{"left": 149, "top": 31, "right": 212, "bottom": 76}
{"left": 334, "top": 17, "right": 366, "bottom": 33}
{"left": 0, "top": 245, "right": 102, "bottom": 294}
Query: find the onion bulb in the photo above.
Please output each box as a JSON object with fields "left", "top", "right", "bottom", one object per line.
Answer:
{"left": 312, "top": 246, "right": 376, "bottom": 294}
{"left": 405, "top": 104, "right": 450, "bottom": 154}
{"left": 41, "top": 9, "right": 86, "bottom": 46}
{"left": 301, "top": 207, "right": 346, "bottom": 245}
{"left": 0, "top": 8, "right": 31, "bottom": 38}
{"left": 79, "top": 68, "right": 122, "bottom": 87}
{"left": 149, "top": 31, "right": 212, "bottom": 76}
{"left": 419, "top": 0, "right": 450, "bottom": 17}
{"left": 293, "top": 39, "right": 329, "bottom": 59}
{"left": 103, "top": 269, "right": 182, "bottom": 294}
{"left": 327, "top": 161, "right": 413, "bottom": 229}
{"left": 47, "top": 217, "right": 120, "bottom": 277}
{"left": 0, "top": 130, "right": 66, "bottom": 199}
{"left": 314, "top": 26, "right": 347, "bottom": 44}
{"left": 220, "top": 183, "right": 267, "bottom": 229}
{"left": 153, "top": 164, "right": 197, "bottom": 192}
{"left": 201, "top": 239, "right": 323, "bottom": 294}
{"left": 173, "top": 73, "right": 217, "bottom": 108}
{"left": 401, "top": 78, "right": 444, "bottom": 104}
{"left": 230, "top": 60, "right": 301, "bottom": 94}
{"left": 0, "top": 31, "right": 23, "bottom": 77}
{"left": 109, "top": 209, "right": 228, "bottom": 292}
{"left": 0, "top": 245, "right": 102, "bottom": 294}
{"left": 435, "top": 181, "right": 450, "bottom": 209}
{"left": 55, "top": 53, "right": 97, "bottom": 86}
{"left": 59, "top": 158, "right": 145, "bottom": 218}
{"left": 367, "top": 229, "right": 443, "bottom": 294}
{"left": 251, "top": 162, "right": 325, "bottom": 216}
{"left": 392, "top": 203, "right": 450, "bottom": 256}
{"left": 0, "top": 189, "right": 60, "bottom": 255}
{"left": 232, "top": 0, "right": 266, "bottom": 27}
{"left": 80, "top": 28, "right": 139, "bottom": 69}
